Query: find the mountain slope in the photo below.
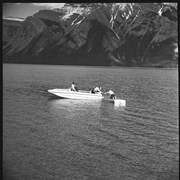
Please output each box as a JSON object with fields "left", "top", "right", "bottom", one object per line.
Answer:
{"left": 3, "top": 3, "right": 178, "bottom": 67}
{"left": 3, "top": 18, "right": 23, "bottom": 46}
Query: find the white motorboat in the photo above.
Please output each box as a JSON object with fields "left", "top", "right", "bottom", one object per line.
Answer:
{"left": 48, "top": 89, "right": 104, "bottom": 100}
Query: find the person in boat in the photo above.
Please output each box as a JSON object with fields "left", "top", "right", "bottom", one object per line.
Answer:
{"left": 71, "top": 82, "right": 78, "bottom": 91}
{"left": 91, "top": 86, "right": 102, "bottom": 93}
{"left": 75, "top": 83, "right": 78, "bottom": 91}
{"left": 104, "top": 90, "right": 116, "bottom": 99}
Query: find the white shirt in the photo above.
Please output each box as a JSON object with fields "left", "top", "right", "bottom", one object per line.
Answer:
{"left": 108, "top": 90, "right": 114, "bottom": 95}
{"left": 71, "top": 84, "right": 75, "bottom": 90}
{"left": 94, "top": 87, "right": 100, "bottom": 92}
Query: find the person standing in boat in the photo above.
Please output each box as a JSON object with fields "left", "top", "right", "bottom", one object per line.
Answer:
{"left": 71, "top": 82, "right": 78, "bottom": 91}
{"left": 104, "top": 90, "right": 116, "bottom": 99}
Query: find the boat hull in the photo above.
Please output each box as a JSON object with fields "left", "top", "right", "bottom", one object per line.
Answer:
{"left": 48, "top": 89, "right": 104, "bottom": 100}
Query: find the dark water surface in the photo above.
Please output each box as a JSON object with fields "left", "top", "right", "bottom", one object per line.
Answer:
{"left": 3, "top": 64, "right": 179, "bottom": 180}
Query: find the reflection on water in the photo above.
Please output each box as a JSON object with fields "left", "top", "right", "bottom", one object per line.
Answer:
{"left": 47, "top": 98, "right": 127, "bottom": 135}
{"left": 48, "top": 97, "right": 126, "bottom": 118}
{"left": 48, "top": 98, "right": 102, "bottom": 109}
{"left": 47, "top": 98, "right": 104, "bottom": 128}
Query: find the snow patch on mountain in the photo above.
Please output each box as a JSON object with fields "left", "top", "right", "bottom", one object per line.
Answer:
{"left": 3, "top": 17, "right": 25, "bottom": 21}
{"left": 158, "top": 7, "right": 163, "bottom": 16}
{"left": 159, "top": 3, "right": 177, "bottom": 16}
{"left": 131, "top": 9, "right": 140, "bottom": 25}
{"left": 174, "top": 43, "right": 178, "bottom": 54}
{"left": 61, "top": 4, "right": 91, "bottom": 21}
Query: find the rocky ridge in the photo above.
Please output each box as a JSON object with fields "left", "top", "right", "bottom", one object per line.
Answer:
{"left": 3, "top": 3, "right": 178, "bottom": 67}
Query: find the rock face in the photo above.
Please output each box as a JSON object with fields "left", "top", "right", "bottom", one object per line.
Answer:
{"left": 3, "top": 18, "right": 23, "bottom": 46}
{"left": 3, "top": 3, "right": 178, "bottom": 67}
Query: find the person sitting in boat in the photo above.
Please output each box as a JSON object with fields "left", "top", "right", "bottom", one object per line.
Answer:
{"left": 104, "top": 90, "right": 116, "bottom": 99}
{"left": 91, "top": 86, "right": 102, "bottom": 93}
{"left": 74, "top": 83, "right": 78, "bottom": 91}
{"left": 71, "top": 82, "right": 78, "bottom": 91}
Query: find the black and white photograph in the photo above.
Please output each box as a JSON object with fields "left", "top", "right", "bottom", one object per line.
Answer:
{"left": 3, "top": 2, "right": 178, "bottom": 180}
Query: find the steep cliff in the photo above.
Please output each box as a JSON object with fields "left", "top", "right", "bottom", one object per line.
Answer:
{"left": 3, "top": 3, "right": 178, "bottom": 67}
{"left": 3, "top": 17, "right": 23, "bottom": 46}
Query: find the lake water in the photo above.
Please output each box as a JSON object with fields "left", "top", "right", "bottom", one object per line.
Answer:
{"left": 3, "top": 64, "right": 179, "bottom": 180}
